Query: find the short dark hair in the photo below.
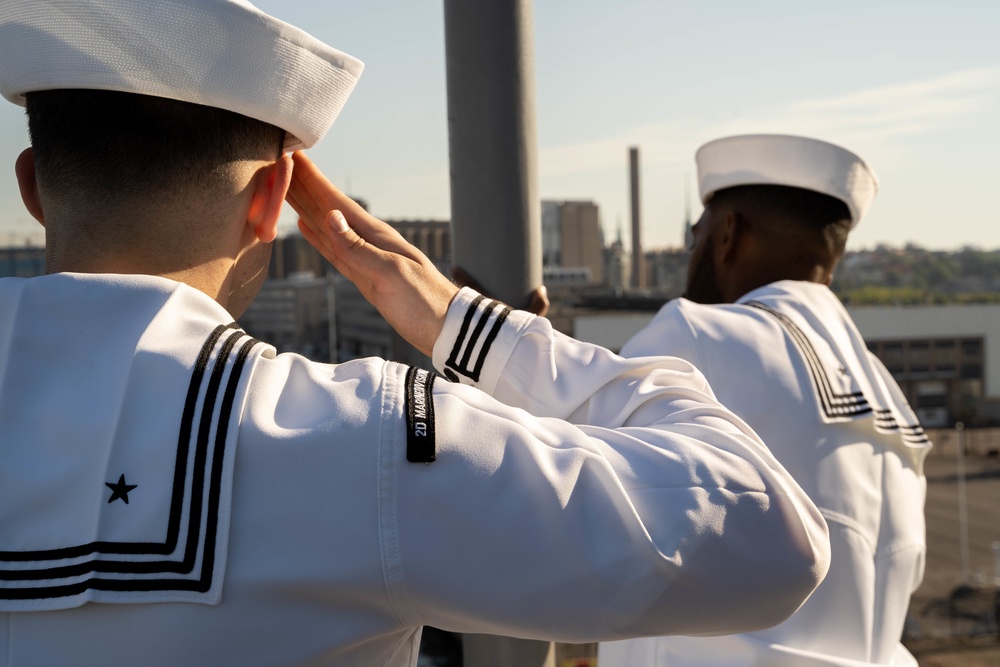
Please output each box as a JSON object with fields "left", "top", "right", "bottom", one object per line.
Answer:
{"left": 708, "top": 183, "right": 853, "bottom": 263}
{"left": 708, "top": 184, "right": 851, "bottom": 229}
{"left": 26, "top": 89, "right": 285, "bottom": 204}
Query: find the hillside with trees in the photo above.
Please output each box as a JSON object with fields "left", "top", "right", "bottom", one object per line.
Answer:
{"left": 833, "top": 245, "right": 1000, "bottom": 306}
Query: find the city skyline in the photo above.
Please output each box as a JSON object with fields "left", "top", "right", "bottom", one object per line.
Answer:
{"left": 0, "top": 0, "right": 997, "bottom": 252}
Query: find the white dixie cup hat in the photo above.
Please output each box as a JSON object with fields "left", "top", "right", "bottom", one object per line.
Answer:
{"left": 0, "top": 0, "right": 364, "bottom": 151}
{"left": 695, "top": 134, "right": 879, "bottom": 227}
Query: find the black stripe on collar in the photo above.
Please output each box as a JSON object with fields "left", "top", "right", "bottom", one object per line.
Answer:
{"left": 746, "top": 302, "right": 871, "bottom": 419}
{"left": 0, "top": 327, "right": 259, "bottom": 600}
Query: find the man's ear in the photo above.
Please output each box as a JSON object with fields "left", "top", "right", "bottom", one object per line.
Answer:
{"left": 717, "top": 209, "right": 745, "bottom": 264}
{"left": 246, "top": 154, "right": 293, "bottom": 244}
{"left": 14, "top": 148, "right": 45, "bottom": 227}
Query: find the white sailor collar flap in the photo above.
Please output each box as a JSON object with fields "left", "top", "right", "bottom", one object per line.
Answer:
{"left": 0, "top": 276, "right": 266, "bottom": 611}
{"left": 740, "top": 284, "right": 929, "bottom": 448}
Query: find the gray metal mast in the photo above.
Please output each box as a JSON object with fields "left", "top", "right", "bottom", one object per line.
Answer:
{"left": 443, "top": 1, "right": 552, "bottom": 665}
{"left": 444, "top": 0, "right": 542, "bottom": 309}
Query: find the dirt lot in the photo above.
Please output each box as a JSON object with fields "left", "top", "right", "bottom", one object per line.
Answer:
{"left": 905, "top": 446, "right": 1000, "bottom": 666}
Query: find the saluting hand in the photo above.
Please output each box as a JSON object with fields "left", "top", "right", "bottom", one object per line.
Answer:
{"left": 285, "top": 151, "right": 459, "bottom": 358}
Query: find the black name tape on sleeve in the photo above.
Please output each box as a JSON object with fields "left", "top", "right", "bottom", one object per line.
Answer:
{"left": 405, "top": 366, "right": 438, "bottom": 463}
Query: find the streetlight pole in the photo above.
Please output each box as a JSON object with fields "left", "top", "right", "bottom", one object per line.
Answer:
{"left": 955, "top": 422, "right": 970, "bottom": 582}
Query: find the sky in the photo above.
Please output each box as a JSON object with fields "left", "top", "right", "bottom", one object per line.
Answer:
{"left": 1, "top": 0, "right": 997, "bottom": 252}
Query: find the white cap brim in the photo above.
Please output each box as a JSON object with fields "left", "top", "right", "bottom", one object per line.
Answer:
{"left": 695, "top": 134, "right": 878, "bottom": 228}
{"left": 0, "top": 0, "right": 364, "bottom": 150}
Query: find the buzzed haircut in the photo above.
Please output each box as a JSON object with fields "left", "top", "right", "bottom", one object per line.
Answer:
{"left": 25, "top": 89, "right": 285, "bottom": 204}
{"left": 709, "top": 184, "right": 853, "bottom": 264}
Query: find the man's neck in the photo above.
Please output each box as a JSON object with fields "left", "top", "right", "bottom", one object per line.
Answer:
{"left": 42, "top": 209, "right": 246, "bottom": 311}
{"left": 46, "top": 250, "right": 235, "bottom": 310}
{"left": 726, "top": 265, "right": 832, "bottom": 303}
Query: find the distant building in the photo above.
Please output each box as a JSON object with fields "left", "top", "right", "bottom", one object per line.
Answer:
{"left": 269, "top": 234, "right": 329, "bottom": 280}
{"left": 387, "top": 219, "right": 451, "bottom": 268}
{"left": 643, "top": 194, "right": 692, "bottom": 296}
{"left": 541, "top": 200, "right": 605, "bottom": 285}
{"left": 543, "top": 266, "right": 593, "bottom": 288}
{"left": 644, "top": 247, "right": 688, "bottom": 297}
{"left": 0, "top": 245, "right": 45, "bottom": 278}
{"left": 604, "top": 225, "right": 629, "bottom": 291}
{"left": 239, "top": 272, "right": 333, "bottom": 361}
{"left": 850, "top": 304, "right": 1000, "bottom": 427}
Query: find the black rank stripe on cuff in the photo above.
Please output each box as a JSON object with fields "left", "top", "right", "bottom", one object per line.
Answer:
{"left": 405, "top": 366, "right": 437, "bottom": 463}
{"left": 443, "top": 294, "right": 511, "bottom": 383}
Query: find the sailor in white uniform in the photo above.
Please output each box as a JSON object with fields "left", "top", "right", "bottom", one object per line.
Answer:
{"left": 599, "top": 135, "right": 931, "bottom": 667}
{"left": 0, "top": 2, "right": 831, "bottom": 665}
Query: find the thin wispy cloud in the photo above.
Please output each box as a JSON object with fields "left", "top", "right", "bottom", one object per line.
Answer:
{"left": 720, "top": 65, "right": 1000, "bottom": 145}
{"left": 539, "top": 119, "right": 694, "bottom": 178}
{"left": 794, "top": 66, "right": 1000, "bottom": 113}
{"left": 539, "top": 66, "right": 1000, "bottom": 180}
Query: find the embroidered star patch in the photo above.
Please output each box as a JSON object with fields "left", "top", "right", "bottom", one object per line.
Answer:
{"left": 106, "top": 474, "right": 138, "bottom": 504}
